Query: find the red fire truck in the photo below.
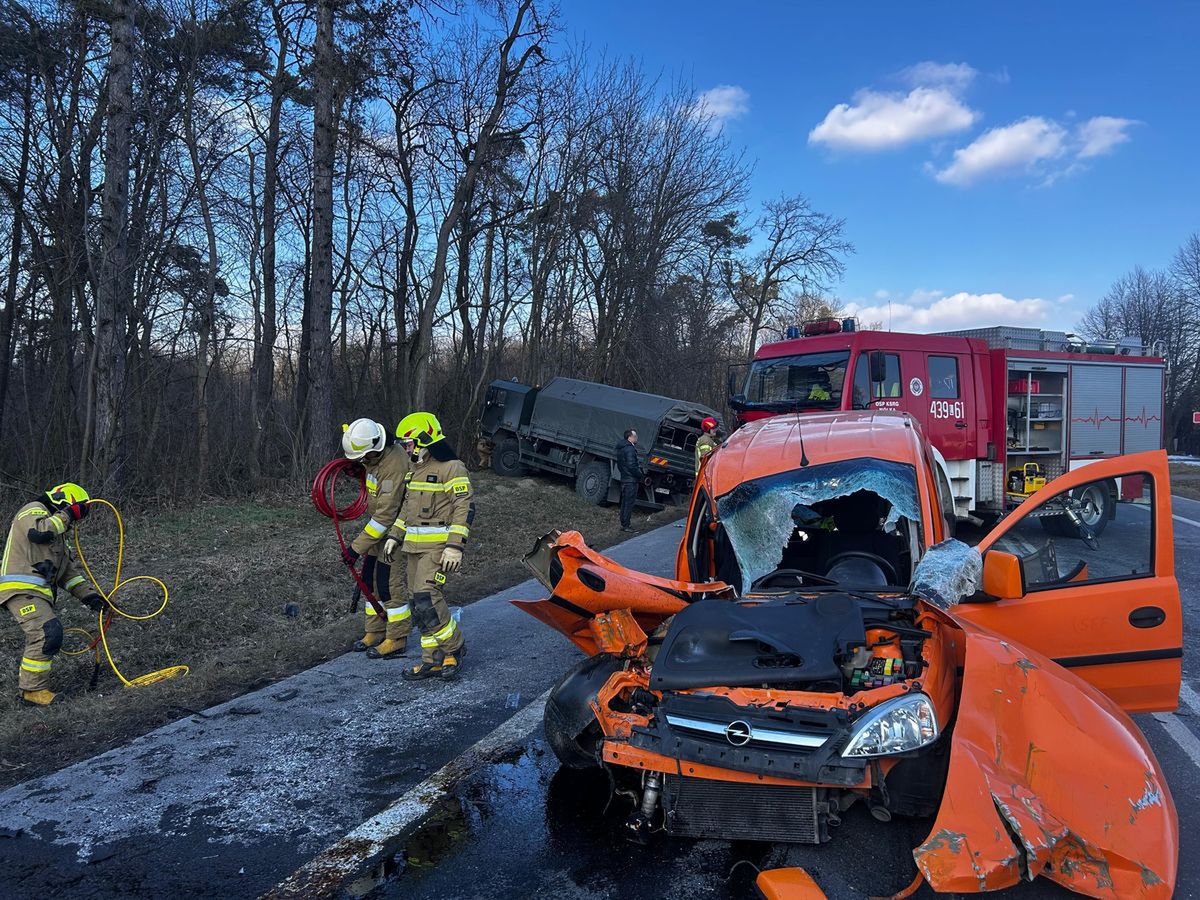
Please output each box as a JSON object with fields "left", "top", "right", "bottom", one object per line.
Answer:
{"left": 728, "top": 320, "right": 1165, "bottom": 528}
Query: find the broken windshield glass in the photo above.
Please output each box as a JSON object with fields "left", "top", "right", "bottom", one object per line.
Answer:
{"left": 716, "top": 458, "right": 921, "bottom": 590}
{"left": 910, "top": 539, "right": 982, "bottom": 609}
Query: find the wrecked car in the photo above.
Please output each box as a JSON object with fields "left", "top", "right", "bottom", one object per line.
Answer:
{"left": 514, "top": 412, "right": 1181, "bottom": 897}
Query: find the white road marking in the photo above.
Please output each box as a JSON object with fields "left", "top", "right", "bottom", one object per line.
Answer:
{"left": 267, "top": 689, "right": 550, "bottom": 897}
{"left": 1180, "top": 682, "right": 1200, "bottom": 717}
{"left": 1153, "top": 711, "right": 1200, "bottom": 770}
{"left": 1125, "top": 501, "right": 1200, "bottom": 530}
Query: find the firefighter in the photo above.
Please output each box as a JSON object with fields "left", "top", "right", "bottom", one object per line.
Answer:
{"left": 695, "top": 417, "right": 720, "bottom": 474}
{"left": 2, "top": 483, "right": 107, "bottom": 706}
{"left": 340, "top": 418, "right": 412, "bottom": 659}
{"left": 475, "top": 435, "right": 495, "bottom": 471}
{"left": 383, "top": 412, "right": 471, "bottom": 681}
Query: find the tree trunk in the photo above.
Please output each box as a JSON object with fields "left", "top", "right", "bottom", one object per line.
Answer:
{"left": 90, "top": 0, "right": 135, "bottom": 490}
{"left": 250, "top": 3, "right": 288, "bottom": 481}
{"left": 0, "top": 74, "right": 33, "bottom": 437}
{"left": 305, "top": 0, "right": 336, "bottom": 465}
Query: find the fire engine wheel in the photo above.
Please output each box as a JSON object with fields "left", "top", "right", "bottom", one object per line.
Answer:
{"left": 575, "top": 460, "right": 611, "bottom": 505}
{"left": 1039, "top": 482, "right": 1112, "bottom": 538}
{"left": 491, "top": 437, "right": 525, "bottom": 477}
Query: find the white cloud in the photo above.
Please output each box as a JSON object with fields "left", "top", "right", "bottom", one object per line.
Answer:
{"left": 844, "top": 289, "right": 1052, "bottom": 332}
{"left": 934, "top": 116, "right": 1067, "bottom": 186}
{"left": 1077, "top": 116, "right": 1138, "bottom": 158}
{"left": 898, "top": 61, "right": 977, "bottom": 90}
{"left": 691, "top": 85, "right": 749, "bottom": 129}
{"left": 809, "top": 87, "right": 978, "bottom": 151}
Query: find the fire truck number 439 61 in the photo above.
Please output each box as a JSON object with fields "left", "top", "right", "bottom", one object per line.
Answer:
{"left": 930, "top": 400, "right": 965, "bottom": 420}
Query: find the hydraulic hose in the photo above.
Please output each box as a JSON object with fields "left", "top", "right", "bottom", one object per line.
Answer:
{"left": 62, "top": 498, "right": 189, "bottom": 688}
{"left": 310, "top": 458, "right": 386, "bottom": 617}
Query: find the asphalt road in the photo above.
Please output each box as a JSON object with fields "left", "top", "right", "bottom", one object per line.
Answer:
{"left": 1, "top": 497, "right": 1198, "bottom": 900}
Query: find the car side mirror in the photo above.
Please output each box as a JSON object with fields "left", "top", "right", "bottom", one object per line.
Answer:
{"left": 981, "top": 550, "right": 1025, "bottom": 601}
{"left": 869, "top": 351, "right": 887, "bottom": 385}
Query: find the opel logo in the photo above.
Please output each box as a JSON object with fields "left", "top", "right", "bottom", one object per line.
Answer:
{"left": 725, "top": 720, "right": 752, "bottom": 746}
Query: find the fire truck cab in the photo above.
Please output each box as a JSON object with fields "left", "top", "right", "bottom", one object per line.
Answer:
{"left": 729, "top": 319, "right": 1165, "bottom": 524}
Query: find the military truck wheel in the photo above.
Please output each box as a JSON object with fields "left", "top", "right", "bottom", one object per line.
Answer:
{"left": 575, "top": 460, "right": 611, "bottom": 505}
{"left": 492, "top": 437, "right": 524, "bottom": 476}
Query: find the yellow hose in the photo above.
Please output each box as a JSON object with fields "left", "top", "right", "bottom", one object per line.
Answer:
{"left": 63, "top": 498, "right": 188, "bottom": 687}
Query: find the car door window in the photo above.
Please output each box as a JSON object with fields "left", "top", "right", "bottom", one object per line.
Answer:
{"left": 689, "top": 490, "right": 715, "bottom": 581}
{"left": 989, "top": 474, "right": 1153, "bottom": 590}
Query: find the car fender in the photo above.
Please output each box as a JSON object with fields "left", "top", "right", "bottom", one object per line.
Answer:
{"left": 512, "top": 529, "right": 733, "bottom": 655}
{"left": 913, "top": 608, "right": 1177, "bottom": 897}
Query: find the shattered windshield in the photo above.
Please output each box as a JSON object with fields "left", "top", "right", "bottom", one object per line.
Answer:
{"left": 716, "top": 458, "right": 922, "bottom": 590}
{"left": 910, "top": 539, "right": 982, "bottom": 609}
{"left": 742, "top": 350, "right": 849, "bottom": 409}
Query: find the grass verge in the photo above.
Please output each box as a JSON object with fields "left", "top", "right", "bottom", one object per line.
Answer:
{"left": 0, "top": 470, "right": 673, "bottom": 788}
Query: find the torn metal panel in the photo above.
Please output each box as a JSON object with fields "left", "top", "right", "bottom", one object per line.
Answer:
{"left": 914, "top": 613, "right": 1177, "bottom": 897}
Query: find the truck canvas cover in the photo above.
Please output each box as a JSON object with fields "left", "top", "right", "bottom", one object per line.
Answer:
{"left": 526, "top": 377, "right": 719, "bottom": 448}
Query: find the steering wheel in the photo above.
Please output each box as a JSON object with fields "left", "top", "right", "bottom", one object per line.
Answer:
{"left": 753, "top": 568, "right": 837, "bottom": 589}
{"left": 824, "top": 551, "right": 899, "bottom": 585}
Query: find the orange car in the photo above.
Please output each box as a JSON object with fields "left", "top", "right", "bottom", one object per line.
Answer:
{"left": 515, "top": 412, "right": 1181, "bottom": 898}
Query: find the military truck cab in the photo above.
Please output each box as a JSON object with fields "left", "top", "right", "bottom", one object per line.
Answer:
{"left": 480, "top": 377, "right": 723, "bottom": 509}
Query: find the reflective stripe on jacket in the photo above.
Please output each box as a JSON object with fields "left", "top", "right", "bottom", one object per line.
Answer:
{"left": 351, "top": 444, "right": 412, "bottom": 555}
{"left": 387, "top": 457, "right": 473, "bottom": 553}
{"left": 1, "top": 501, "right": 91, "bottom": 604}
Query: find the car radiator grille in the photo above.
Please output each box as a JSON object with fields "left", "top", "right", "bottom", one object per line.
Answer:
{"left": 662, "top": 775, "right": 823, "bottom": 843}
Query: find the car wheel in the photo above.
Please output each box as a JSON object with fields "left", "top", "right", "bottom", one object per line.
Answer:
{"left": 575, "top": 459, "right": 611, "bottom": 505}
{"left": 544, "top": 653, "right": 623, "bottom": 769}
{"left": 1038, "top": 482, "right": 1112, "bottom": 538}
{"left": 492, "top": 437, "right": 524, "bottom": 476}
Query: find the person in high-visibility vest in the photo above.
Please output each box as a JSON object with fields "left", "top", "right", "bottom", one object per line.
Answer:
{"left": 695, "top": 417, "right": 721, "bottom": 474}
{"left": 384, "top": 412, "right": 472, "bottom": 681}
{"left": 339, "top": 418, "right": 412, "bottom": 659}
{"left": 2, "top": 483, "right": 108, "bottom": 705}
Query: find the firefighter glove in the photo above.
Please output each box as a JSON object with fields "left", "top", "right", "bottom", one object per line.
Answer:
{"left": 383, "top": 537, "right": 399, "bottom": 561}
{"left": 341, "top": 546, "right": 360, "bottom": 567}
{"left": 439, "top": 546, "right": 463, "bottom": 573}
{"left": 81, "top": 593, "right": 106, "bottom": 612}
{"left": 64, "top": 501, "right": 90, "bottom": 522}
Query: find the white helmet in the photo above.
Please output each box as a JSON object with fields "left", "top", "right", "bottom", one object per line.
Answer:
{"left": 341, "top": 418, "right": 387, "bottom": 460}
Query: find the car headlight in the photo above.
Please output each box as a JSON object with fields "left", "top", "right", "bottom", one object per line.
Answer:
{"left": 841, "top": 693, "right": 939, "bottom": 758}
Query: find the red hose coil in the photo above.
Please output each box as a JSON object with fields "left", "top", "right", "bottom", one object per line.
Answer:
{"left": 311, "top": 458, "right": 386, "bottom": 616}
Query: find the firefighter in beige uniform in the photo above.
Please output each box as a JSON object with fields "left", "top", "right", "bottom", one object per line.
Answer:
{"left": 2, "top": 483, "right": 108, "bottom": 705}
{"left": 340, "top": 418, "right": 412, "bottom": 659}
{"left": 384, "top": 412, "right": 471, "bottom": 681}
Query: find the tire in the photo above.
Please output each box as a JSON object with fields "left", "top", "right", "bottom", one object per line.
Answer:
{"left": 491, "top": 436, "right": 524, "bottom": 476}
{"left": 544, "top": 653, "right": 623, "bottom": 769}
{"left": 575, "top": 459, "right": 611, "bottom": 505}
{"left": 1038, "top": 482, "right": 1113, "bottom": 538}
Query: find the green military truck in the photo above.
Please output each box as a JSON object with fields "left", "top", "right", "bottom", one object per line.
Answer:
{"left": 479, "top": 377, "right": 722, "bottom": 509}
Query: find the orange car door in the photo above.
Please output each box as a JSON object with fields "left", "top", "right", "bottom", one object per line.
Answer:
{"left": 955, "top": 450, "right": 1181, "bottom": 713}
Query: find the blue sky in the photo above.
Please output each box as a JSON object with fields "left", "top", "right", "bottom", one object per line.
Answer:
{"left": 565, "top": 1, "right": 1200, "bottom": 333}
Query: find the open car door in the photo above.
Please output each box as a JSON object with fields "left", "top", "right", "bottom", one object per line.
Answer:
{"left": 955, "top": 449, "right": 1181, "bottom": 712}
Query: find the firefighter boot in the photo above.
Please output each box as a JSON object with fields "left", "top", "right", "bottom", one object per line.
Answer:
{"left": 402, "top": 649, "right": 444, "bottom": 681}
{"left": 20, "top": 689, "right": 58, "bottom": 706}
{"left": 366, "top": 638, "right": 407, "bottom": 659}
{"left": 439, "top": 652, "right": 461, "bottom": 680}
{"left": 353, "top": 632, "right": 383, "bottom": 652}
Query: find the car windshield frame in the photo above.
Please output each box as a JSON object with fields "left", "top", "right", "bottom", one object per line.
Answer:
{"left": 740, "top": 350, "right": 850, "bottom": 410}
{"left": 714, "top": 457, "right": 924, "bottom": 591}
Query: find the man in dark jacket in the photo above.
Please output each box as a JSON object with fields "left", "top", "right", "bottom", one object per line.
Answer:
{"left": 615, "top": 429, "right": 641, "bottom": 532}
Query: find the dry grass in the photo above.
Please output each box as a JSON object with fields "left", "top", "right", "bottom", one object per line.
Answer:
{"left": 0, "top": 470, "right": 673, "bottom": 787}
{"left": 1169, "top": 463, "right": 1200, "bottom": 502}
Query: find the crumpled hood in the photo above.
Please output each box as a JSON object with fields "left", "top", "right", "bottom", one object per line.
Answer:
{"left": 913, "top": 608, "right": 1177, "bottom": 897}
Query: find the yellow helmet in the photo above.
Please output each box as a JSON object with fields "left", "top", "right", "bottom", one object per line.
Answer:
{"left": 46, "top": 482, "right": 90, "bottom": 508}
{"left": 395, "top": 412, "right": 444, "bottom": 448}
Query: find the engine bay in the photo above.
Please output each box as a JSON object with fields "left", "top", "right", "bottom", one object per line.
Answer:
{"left": 649, "top": 592, "right": 929, "bottom": 694}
